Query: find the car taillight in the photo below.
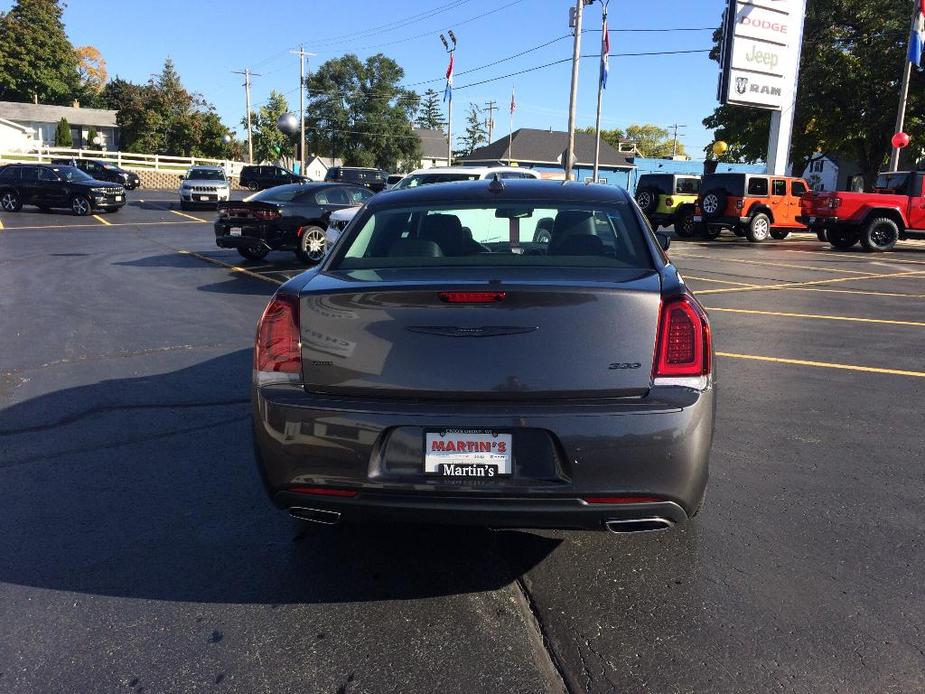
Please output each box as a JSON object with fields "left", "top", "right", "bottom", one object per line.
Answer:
{"left": 254, "top": 208, "right": 281, "bottom": 221}
{"left": 289, "top": 486, "right": 358, "bottom": 498}
{"left": 828, "top": 197, "right": 841, "bottom": 209}
{"left": 255, "top": 294, "right": 301, "bottom": 373}
{"left": 665, "top": 196, "right": 674, "bottom": 207}
{"left": 653, "top": 296, "right": 711, "bottom": 381}
{"left": 736, "top": 199, "right": 744, "bottom": 210}
{"left": 439, "top": 291, "right": 507, "bottom": 303}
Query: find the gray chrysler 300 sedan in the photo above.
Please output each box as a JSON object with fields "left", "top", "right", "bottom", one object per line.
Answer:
{"left": 252, "top": 178, "right": 715, "bottom": 533}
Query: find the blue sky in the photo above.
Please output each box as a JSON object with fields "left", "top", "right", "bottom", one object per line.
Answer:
{"left": 6, "top": 0, "right": 727, "bottom": 156}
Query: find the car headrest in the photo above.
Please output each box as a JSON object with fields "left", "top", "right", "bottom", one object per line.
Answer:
{"left": 387, "top": 238, "right": 444, "bottom": 257}
{"left": 419, "top": 214, "right": 466, "bottom": 255}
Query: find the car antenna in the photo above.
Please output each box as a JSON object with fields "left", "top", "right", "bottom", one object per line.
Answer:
{"left": 488, "top": 172, "right": 505, "bottom": 193}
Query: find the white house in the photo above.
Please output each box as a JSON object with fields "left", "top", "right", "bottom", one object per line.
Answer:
{"left": 414, "top": 127, "right": 450, "bottom": 169}
{"left": 0, "top": 100, "right": 120, "bottom": 149}
{"left": 799, "top": 152, "right": 865, "bottom": 192}
{"left": 303, "top": 155, "right": 344, "bottom": 181}
{"left": 0, "top": 117, "right": 34, "bottom": 152}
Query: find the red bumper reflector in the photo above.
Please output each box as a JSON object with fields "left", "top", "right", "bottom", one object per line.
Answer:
{"left": 439, "top": 291, "right": 507, "bottom": 303}
{"left": 289, "top": 486, "right": 358, "bottom": 498}
{"left": 583, "top": 496, "right": 663, "bottom": 504}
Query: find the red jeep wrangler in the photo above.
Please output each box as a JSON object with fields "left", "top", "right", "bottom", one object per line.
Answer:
{"left": 800, "top": 170, "right": 925, "bottom": 252}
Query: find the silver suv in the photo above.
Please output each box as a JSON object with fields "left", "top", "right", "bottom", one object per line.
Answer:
{"left": 178, "top": 166, "right": 230, "bottom": 209}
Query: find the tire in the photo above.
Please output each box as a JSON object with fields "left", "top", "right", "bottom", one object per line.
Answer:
{"left": 770, "top": 229, "right": 789, "bottom": 240}
{"left": 827, "top": 228, "right": 860, "bottom": 250}
{"left": 860, "top": 217, "right": 899, "bottom": 252}
{"left": 674, "top": 208, "right": 696, "bottom": 238}
{"left": 295, "top": 225, "right": 327, "bottom": 264}
{"left": 247, "top": 180, "right": 259, "bottom": 191}
{"left": 699, "top": 224, "right": 722, "bottom": 240}
{"left": 71, "top": 195, "right": 92, "bottom": 216}
{"left": 0, "top": 190, "right": 22, "bottom": 212}
{"left": 635, "top": 187, "right": 659, "bottom": 214}
{"left": 745, "top": 212, "right": 771, "bottom": 242}
{"left": 699, "top": 189, "right": 726, "bottom": 219}
{"left": 816, "top": 229, "right": 828, "bottom": 242}
{"left": 237, "top": 246, "right": 269, "bottom": 261}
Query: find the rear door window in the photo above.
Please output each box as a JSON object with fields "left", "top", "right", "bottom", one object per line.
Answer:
{"left": 21, "top": 166, "right": 39, "bottom": 182}
{"left": 747, "top": 177, "right": 769, "bottom": 196}
{"left": 771, "top": 180, "right": 786, "bottom": 196}
{"left": 0, "top": 166, "right": 19, "bottom": 181}
{"left": 791, "top": 180, "right": 807, "bottom": 196}
{"left": 675, "top": 178, "right": 699, "bottom": 194}
{"left": 316, "top": 187, "right": 351, "bottom": 205}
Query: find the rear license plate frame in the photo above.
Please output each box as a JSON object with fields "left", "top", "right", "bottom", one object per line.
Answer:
{"left": 229, "top": 227, "right": 242, "bottom": 236}
{"left": 424, "top": 429, "right": 512, "bottom": 478}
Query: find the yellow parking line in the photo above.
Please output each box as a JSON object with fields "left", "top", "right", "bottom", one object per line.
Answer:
{"left": 783, "top": 287, "right": 925, "bottom": 299}
{"left": 170, "top": 210, "right": 208, "bottom": 222}
{"left": 670, "top": 251, "right": 880, "bottom": 276}
{"left": 696, "top": 269, "right": 925, "bottom": 295}
{"left": 92, "top": 214, "right": 112, "bottom": 226}
{"left": 717, "top": 351, "right": 925, "bottom": 379}
{"left": 176, "top": 249, "right": 282, "bottom": 285}
{"left": 0, "top": 218, "right": 4, "bottom": 230}
{"left": 683, "top": 275, "right": 761, "bottom": 287}
{"left": 705, "top": 306, "right": 925, "bottom": 328}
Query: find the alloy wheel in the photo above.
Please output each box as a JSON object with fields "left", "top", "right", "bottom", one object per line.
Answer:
{"left": 637, "top": 191, "right": 652, "bottom": 209}
{"left": 702, "top": 194, "right": 718, "bottom": 215}
{"left": 72, "top": 196, "right": 91, "bottom": 216}
{"left": 301, "top": 228, "right": 327, "bottom": 262}
{"left": 870, "top": 223, "right": 897, "bottom": 248}
{"left": 752, "top": 216, "right": 769, "bottom": 240}
{"left": 0, "top": 192, "right": 17, "bottom": 211}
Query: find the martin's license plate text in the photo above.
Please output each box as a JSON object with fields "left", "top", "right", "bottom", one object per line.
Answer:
{"left": 424, "top": 430, "right": 513, "bottom": 477}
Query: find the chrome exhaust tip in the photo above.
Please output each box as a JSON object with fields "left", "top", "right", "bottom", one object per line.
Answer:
{"left": 289, "top": 507, "right": 342, "bottom": 525}
{"left": 604, "top": 517, "right": 673, "bottom": 534}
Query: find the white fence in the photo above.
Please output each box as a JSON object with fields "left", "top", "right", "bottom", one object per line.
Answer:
{"left": 0, "top": 146, "right": 247, "bottom": 176}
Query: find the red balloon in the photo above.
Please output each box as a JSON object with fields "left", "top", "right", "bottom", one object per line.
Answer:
{"left": 892, "top": 132, "right": 910, "bottom": 148}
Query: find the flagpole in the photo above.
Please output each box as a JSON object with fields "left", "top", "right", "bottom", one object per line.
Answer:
{"left": 890, "top": 0, "right": 920, "bottom": 171}
{"left": 593, "top": 3, "right": 609, "bottom": 182}
{"left": 509, "top": 85, "right": 514, "bottom": 164}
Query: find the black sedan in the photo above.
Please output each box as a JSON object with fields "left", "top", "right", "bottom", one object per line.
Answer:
{"left": 251, "top": 179, "right": 715, "bottom": 533}
{"left": 214, "top": 183, "right": 373, "bottom": 263}
{"left": 50, "top": 158, "right": 140, "bottom": 189}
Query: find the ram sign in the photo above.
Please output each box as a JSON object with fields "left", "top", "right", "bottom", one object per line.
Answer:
{"left": 718, "top": 0, "right": 806, "bottom": 110}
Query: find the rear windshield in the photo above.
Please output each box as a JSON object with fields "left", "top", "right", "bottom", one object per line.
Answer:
{"left": 874, "top": 172, "right": 910, "bottom": 192}
{"left": 636, "top": 174, "right": 672, "bottom": 193}
{"left": 701, "top": 174, "right": 746, "bottom": 196}
{"left": 332, "top": 201, "right": 654, "bottom": 270}
{"left": 675, "top": 177, "right": 700, "bottom": 194}
{"left": 247, "top": 184, "right": 305, "bottom": 202}
{"left": 394, "top": 172, "right": 481, "bottom": 189}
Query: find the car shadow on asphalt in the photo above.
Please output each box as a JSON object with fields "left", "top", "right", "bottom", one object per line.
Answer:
{"left": 0, "top": 349, "right": 561, "bottom": 604}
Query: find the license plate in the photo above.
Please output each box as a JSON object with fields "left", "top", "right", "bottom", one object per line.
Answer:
{"left": 198, "top": 195, "right": 210, "bottom": 201}
{"left": 114, "top": 195, "right": 123, "bottom": 202}
{"left": 693, "top": 215, "right": 702, "bottom": 222}
{"left": 229, "top": 227, "right": 242, "bottom": 236}
{"left": 425, "top": 430, "right": 512, "bottom": 477}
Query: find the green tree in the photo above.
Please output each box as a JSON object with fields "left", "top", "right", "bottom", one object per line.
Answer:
{"left": 246, "top": 90, "right": 292, "bottom": 164}
{"left": 415, "top": 88, "right": 445, "bottom": 131}
{"left": 577, "top": 124, "right": 685, "bottom": 158}
{"left": 577, "top": 126, "right": 626, "bottom": 150}
{"left": 458, "top": 103, "right": 487, "bottom": 154}
{"left": 86, "top": 126, "right": 99, "bottom": 149}
{"left": 306, "top": 53, "right": 421, "bottom": 170}
{"left": 0, "top": 0, "right": 81, "bottom": 104}
{"left": 702, "top": 0, "right": 918, "bottom": 186}
{"left": 53, "top": 117, "right": 72, "bottom": 147}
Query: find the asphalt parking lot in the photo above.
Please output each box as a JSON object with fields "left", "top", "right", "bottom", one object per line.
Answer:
{"left": 1, "top": 190, "right": 923, "bottom": 693}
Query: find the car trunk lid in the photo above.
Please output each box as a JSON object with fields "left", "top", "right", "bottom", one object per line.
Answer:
{"left": 298, "top": 268, "right": 661, "bottom": 399}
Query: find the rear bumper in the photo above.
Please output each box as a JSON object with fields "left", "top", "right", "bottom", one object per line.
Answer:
{"left": 693, "top": 214, "right": 748, "bottom": 226}
{"left": 798, "top": 215, "right": 840, "bottom": 227}
{"left": 214, "top": 220, "right": 289, "bottom": 250}
{"left": 252, "top": 384, "right": 714, "bottom": 529}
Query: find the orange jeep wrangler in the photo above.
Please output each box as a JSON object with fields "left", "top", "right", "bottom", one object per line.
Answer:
{"left": 693, "top": 173, "right": 810, "bottom": 241}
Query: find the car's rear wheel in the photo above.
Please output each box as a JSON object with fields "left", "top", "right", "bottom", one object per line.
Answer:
{"left": 816, "top": 229, "right": 828, "bottom": 242}
{"left": 699, "top": 225, "right": 722, "bottom": 240}
{"left": 247, "top": 181, "right": 259, "bottom": 191}
{"left": 770, "top": 229, "right": 789, "bottom": 240}
{"left": 71, "top": 195, "right": 92, "bottom": 216}
{"left": 635, "top": 187, "right": 659, "bottom": 214}
{"left": 861, "top": 217, "right": 899, "bottom": 252}
{"left": 746, "top": 212, "right": 771, "bottom": 242}
{"left": 827, "top": 228, "right": 859, "bottom": 249}
{"left": 674, "top": 209, "right": 696, "bottom": 238}
{"left": 295, "top": 225, "right": 327, "bottom": 264}
{"left": 700, "top": 189, "right": 726, "bottom": 219}
{"left": 0, "top": 190, "right": 22, "bottom": 212}
{"left": 238, "top": 246, "right": 269, "bottom": 261}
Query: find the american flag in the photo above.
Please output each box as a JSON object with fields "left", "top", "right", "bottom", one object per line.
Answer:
{"left": 510, "top": 86, "right": 516, "bottom": 114}
{"left": 600, "top": 19, "right": 610, "bottom": 88}
{"left": 444, "top": 52, "right": 454, "bottom": 101}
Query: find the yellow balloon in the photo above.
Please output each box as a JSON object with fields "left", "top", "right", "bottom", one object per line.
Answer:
{"left": 712, "top": 141, "right": 729, "bottom": 156}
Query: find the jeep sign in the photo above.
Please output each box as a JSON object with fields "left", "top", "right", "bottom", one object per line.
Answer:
{"left": 719, "top": 0, "right": 806, "bottom": 110}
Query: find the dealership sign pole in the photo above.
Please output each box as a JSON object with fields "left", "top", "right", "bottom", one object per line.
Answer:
{"left": 718, "top": 0, "right": 808, "bottom": 175}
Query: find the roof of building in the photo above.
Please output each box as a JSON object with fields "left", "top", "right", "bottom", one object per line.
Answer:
{"left": 306, "top": 155, "right": 344, "bottom": 168}
{"left": 415, "top": 127, "right": 448, "bottom": 159}
{"left": 0, "top": 101, "right": 118, "bottom": 128}
{"left": 460, "top": 128, "right": 635, "bottom": 169}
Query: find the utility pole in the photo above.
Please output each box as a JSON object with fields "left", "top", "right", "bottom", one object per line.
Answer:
{"left": 890, "top": 0, "right": 920, "bottom": 171}
{"left": 668, "top": 123, "right": 687, "bottom": 158}
{"left": 565, "top": 0, "right": 587, "bottom": 180}
{"left": 290, "top": 45, "right": 316, "bottom": 175}
{"left": 232, "top": 68, "right": 260, "bottom": 163}
{"left": 483, "top": 100, "right": 497, "bottom": 144}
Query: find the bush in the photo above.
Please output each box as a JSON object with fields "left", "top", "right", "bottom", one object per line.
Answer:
{"left": 86, "top": 126, "right": 99, "bottom": 149}
{"left": 54, "top": 118, "right": 73, "bottom": 147}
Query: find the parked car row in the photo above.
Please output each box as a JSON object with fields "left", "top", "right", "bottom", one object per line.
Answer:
{"left": 637, "top": 169, "right": 925, "bottom": 252}
{"left": 0, "top": 162, "right": 125, "bottom": 215}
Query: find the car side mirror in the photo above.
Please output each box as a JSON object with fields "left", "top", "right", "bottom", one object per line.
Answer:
{"left": 656, "top": 232, "right": 671, "bottom": 251}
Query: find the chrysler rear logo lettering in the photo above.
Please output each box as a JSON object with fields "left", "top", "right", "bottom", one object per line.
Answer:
{"left": 609, "top": 362, "right": 642, "bottom": 370}
{"left": 407, "top": 326, "right": 538, "bottom": 338}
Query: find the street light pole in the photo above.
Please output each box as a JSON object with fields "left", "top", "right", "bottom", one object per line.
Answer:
{"left": 232, "top": 67, "right": 261, "bottom": 164}
{"left": 565, "top": 0, "right": 586, "bottom": 180}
